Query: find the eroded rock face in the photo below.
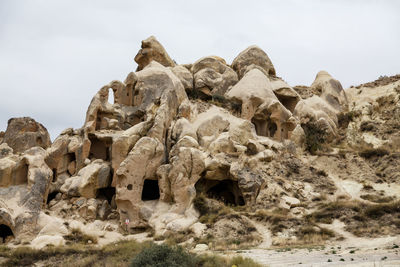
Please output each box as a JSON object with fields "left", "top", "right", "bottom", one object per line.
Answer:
{"left": 232, "top": 45, "right": 276, "bottom": 79}
{"left": 226, "top": 69, "right": 297, "bottom": 141}
{"left": 1, "top": 36, "right": 373, "bottom": 244}
{"left": 191, "top": 56, "right": 238, "bottom": 98}
{"left": 134, "top": 36, "right": 176, "bottom": 71}
{"left": 310, "top": 71, "right": 348, "bottom": 112}
{"left": 2, "top": 117, "right": 51, "bottom": 153}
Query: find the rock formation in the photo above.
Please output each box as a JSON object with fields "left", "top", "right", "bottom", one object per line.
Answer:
{"left": 1, "top": 36, "right": 399, "bottom": 249}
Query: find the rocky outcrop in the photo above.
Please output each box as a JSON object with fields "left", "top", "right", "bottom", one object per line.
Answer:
{"left": 191, "top": 56, "right": 238, "bottom": 98}
{"left": 9, "top": 36, "right": 396, "bottom": 247}
{"left": 2, "top": 117, "right": 51, "bottom": 153}
{"left": 134, "top": 36, "right": 176, "bottom": 71}
{"left": 226, "top": 69, "right": 297, "bottom": 141}
{"left": 232, "top": 45, "right": 276, "bottom": 79}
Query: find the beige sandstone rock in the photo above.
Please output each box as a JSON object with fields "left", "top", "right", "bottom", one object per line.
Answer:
{"left": 2, "top": 117, "right": 51, "bottom": 153}
{"left": 134, "top": 36, "right": 176, "bottom": 71}
{"left": 2, "top": 36, "right": 398, "bottom": 247}
{"left": 191, "top": 56, "right": 238, "bottom": 98}
{"left": 226, "top": 69, "right": 297, "bottom": 141}
{"left": 232, "top": 45, "right": 276, "bottom": 79}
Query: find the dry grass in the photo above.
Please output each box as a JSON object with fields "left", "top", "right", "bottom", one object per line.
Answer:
{"left": 0, "top": 241, "right": 261, "bottom": 267}
{"left": 360, "top": 194, "right": 394, "bottom": 203}
{"left": 308, "top": 200, "right": 400, "bottom": 237}
{"left": 359, "top": 147, "right": 390, "bottom": 158}
{"left": 64, "top": 228, "right": 98, "bottom": 245}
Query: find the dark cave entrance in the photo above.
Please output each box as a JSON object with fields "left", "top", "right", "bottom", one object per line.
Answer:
{"left": 0, "top": 224, "right": 14, "bottom": 243}
{"left": 141, "top": 179, "right": 160, "bottom": 201}
{"left": 196, "top": 179, "right": 245, "bottom": 206}
{"left": 47, "top": 191, "right": 58, "bottom": 204}
{"left": 52, "top": 169, "right": 57, "bottom": 182}
{"left": 97, "top": 187, "right": 116, "bottom": 204}
{"left": 88, "top": 134, "right": 112, "bottom": 161}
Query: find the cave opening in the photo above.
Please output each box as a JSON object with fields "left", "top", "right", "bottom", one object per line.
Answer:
{"left": 47, "top": 191, "right": 58, "bottom": 204}
{"left": 141, "top": 179, "right": 160, "bottom": 201}
{"left": 97, "top": 187, "right": 116, "bottom": 204}
{"left": 0, "top": 224, "right": 14, "bottom": 243}
{"left": 275, "top": 94, "right": 298, "bottom": 113}
{"left": 12, "top": 160, "right": 28, "bottom": 185}
{"left": 196, "top": 179, "right": 245, "bottom": 206}
{"left": 251, "top": 118, "right": 267, "bottom": 137}
{"left": 88, "top": 135, "right": 111, "bottom": 161}
{"left": 268, "top": 121, "right": 277, "bottom": 137}
{"left": 52, "top": 168, "right": 57, "bottom": 182}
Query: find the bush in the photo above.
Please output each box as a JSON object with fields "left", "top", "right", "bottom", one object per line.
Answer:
{"left": 130, "top": 244, "right": 196, "bottom": 267}
{"left": 337, "top": 111, "right": 356, "bottom": 128}
{"left": 302, "top": 121, "right": 326, "bottom": 154}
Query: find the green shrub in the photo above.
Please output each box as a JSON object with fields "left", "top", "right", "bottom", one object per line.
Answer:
{"left": 130, "top": 244, "right": 196, "bottom": 267}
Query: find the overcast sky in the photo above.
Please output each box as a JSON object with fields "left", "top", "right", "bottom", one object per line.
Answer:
{"left": 0, "top": 0, "right": 399, "bottom": 140}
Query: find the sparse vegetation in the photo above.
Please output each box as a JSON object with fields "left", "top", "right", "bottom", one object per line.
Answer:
{"left": 64, "top": 228, "right": 98, "bottom": 244}
{"left": 308, "top": 200, "right": 400, "bottom": 237}
{"left": 360, "top": 194, "right": 394, "bottom": 203}
{"left": 0, "top": 241, "right": 261, "bottom": 267}
{"left": 130, "top": 244, "right": 196, "bottom": 267}
{"left": 359, "top": 147, "right": 389, "bottom": 159}
{"left": 302, "top": 120, "right": 327, "bottom": 154}
{"left": 337, "top": 111, "right": 356, "bottom": 128}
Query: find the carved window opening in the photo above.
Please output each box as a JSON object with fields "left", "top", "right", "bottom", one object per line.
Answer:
{"left": 88, "top": 135, "right": 112, "bottom": 161}
{"left": 108, "top": 88, "right": 115, "bottom": 105}
{"left": 141, "top": 179, "right": 160, "bottom": 201}
{"left": 12, "top": 160, "right": 28, "bottom": 185}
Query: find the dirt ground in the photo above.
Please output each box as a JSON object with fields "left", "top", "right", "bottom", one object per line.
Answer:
{"left": 224, "top": 234, "right": 400, "bottom": 266}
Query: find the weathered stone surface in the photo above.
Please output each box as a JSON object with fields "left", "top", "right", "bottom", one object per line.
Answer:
{"left": 232, "top": 45, "right": 276, "bottom": 79}
{"left": 191, "top": 56, "right": 238, "bottom": 97}
{"left": 226, "top": 69, "right": 297, "bottom": 141}
{"left": 134, "top": 36, "right": 176, "bottom": 71}
{"left": 310, "top": 71, "right": 348, "bottom": 112}
{"left": 171, "top": 65, "right": 193, "bottom": 92}
{"left": 61, "top": 160, "right": 111, "bottom": 198}
{"left": 2, "top": 117, "right": 51, "bottom": 153}
{"left": 2, "top": 36, "right": 399, "bottom": 247}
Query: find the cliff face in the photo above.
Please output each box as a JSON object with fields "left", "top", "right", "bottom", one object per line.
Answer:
{"left": 1, "top": 36, "right": 399, "bottom": 248}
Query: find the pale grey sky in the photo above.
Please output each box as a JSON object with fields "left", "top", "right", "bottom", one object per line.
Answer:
{"left": 1, "top": 0, "right": 399, "bottom": 139}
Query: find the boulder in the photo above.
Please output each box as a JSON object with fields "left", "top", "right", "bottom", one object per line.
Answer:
{"left": 134, "top": 36, "right": 176, "bottom": 71}
{"left": 191, "top": 56, "right": 238, "bottom": 98}
{"left": 310, "top": 71, "right": 348, "bottom": 112}
{"left": 2, "top": 117, "right": 51, "bottom": 153}
{"left": 61, "top": 160, "right": 111, "bottom": 198}
{"left": 232, "top": 45, "right": 276, "bottom": 79}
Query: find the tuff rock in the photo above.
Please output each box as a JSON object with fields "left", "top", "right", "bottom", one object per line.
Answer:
{"left": 1, "top": 36, "right": 399, "bottom": 249}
